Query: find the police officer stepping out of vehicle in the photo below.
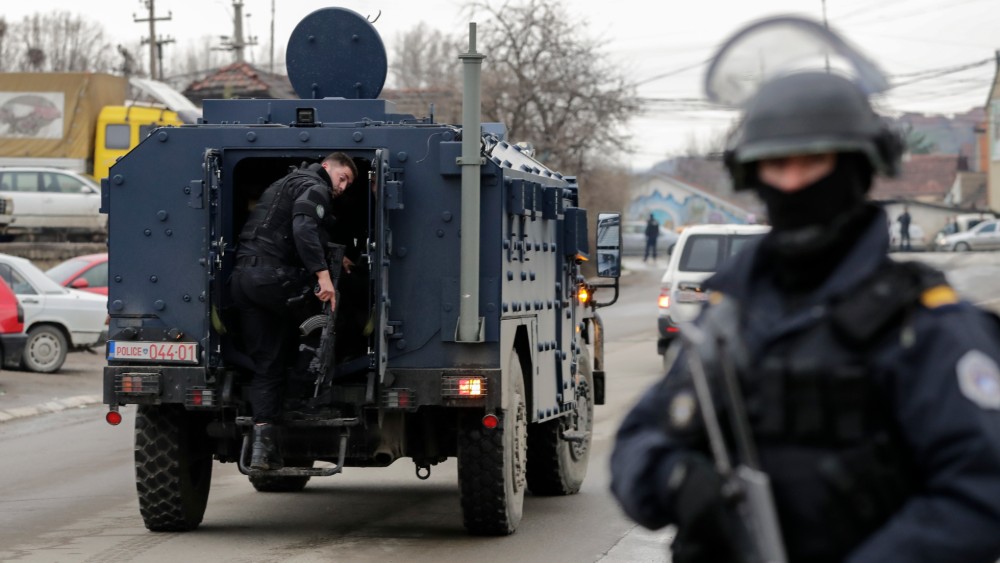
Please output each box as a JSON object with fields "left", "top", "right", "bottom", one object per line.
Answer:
{"left": 610, "top": 17, "right": 1000, "bottom": 563}
{"left": 230, "top": 152, "right": 357, "bottom": 471}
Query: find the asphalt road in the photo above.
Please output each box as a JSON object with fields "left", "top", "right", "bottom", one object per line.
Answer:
{"left": 2, "top": 252, "right": 999, "bottom": 562}
{"left": 0, "top": 260, "right": 671, "bottom": 563}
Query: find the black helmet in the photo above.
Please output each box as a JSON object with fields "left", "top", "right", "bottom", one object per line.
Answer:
{"left": 725, "top": 71, "right": 903, "bottom": 190}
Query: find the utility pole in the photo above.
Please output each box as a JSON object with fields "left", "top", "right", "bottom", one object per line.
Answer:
{"left": 216, "top": 0, "right": 257, "bottom": 64}
{"left": 134, "top": 0, "right": 172, "bottom": 79}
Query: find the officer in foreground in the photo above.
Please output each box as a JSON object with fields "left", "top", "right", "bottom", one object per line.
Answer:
{"left": 610, "top": 31, "right": 1000, "bottom": 563}
{"left": 230, "top": 151, "right": 357, "bottom": 470}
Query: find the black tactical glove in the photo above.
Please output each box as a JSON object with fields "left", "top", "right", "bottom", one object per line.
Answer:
{"left": 669, "top": 454, "right": 741, "bottom": 563}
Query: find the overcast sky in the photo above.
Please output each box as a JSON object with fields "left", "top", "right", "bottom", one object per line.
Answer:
{"left": 3, "top": 0, "right": 997, "bottom": 171}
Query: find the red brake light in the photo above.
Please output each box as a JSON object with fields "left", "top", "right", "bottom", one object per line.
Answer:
{"left": 658, "top": 292, "right": 670, "bottom": 309}
{"left": 106, "top": 410, "right": 123, "bottom": 426}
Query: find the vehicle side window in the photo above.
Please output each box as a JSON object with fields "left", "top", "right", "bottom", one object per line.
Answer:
{"left": 105, "top": 124, "right": 131, "bottom": 149}
{"left": 80, "top": 262, "right": 108, "bottom": 287}
{"left": 9, "top": 172, "right": 40, "bottom": 192}
{"left": 680, "top": 235, "right": 722, "bottom": 272}
{"left": 42, "top": 172, "right": 86, "bottom": 193}
{"left": 139, "top": 124, "right": 155, "bottom": 139}
{"left": 979, "top": 223, "right": 997, "bottom": 234}
{"left": 729, "top": 234, "right": 764, "bottom": 257}
{"left": 0, "top": 264, "right": 36, "bottom": 295}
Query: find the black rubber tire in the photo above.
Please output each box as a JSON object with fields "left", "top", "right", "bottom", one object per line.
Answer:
{"left": 135, "top": 405, "right": 213, "bottom": 532}
{"left": 21, "top": 325, "right": 67, "bottom": 373}
{"left": 458, "top": 349, "right": 527, "bottom": 535}
{"left": 526, "top": 348, "right": 594, "bottom": 496}
{"left": 249, "top": 459, "right": 312, "bottom": 492}
{"left": 955, "top": 242, "right": 971, "bottom": 252}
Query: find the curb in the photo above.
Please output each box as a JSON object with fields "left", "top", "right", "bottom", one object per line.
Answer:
{"left": 0, "top": 394, "right": 103, "bottom": 424}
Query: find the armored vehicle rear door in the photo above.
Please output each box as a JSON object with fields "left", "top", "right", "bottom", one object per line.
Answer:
{"left": 373, "top": 149, "right": 391, "bottom": 381}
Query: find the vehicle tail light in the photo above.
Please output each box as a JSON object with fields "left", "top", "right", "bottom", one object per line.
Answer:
{"left": 383, "top": 388, "right": 414, "bottom": 408}
{"left": 116, "top": 373, "right": 160, "bottom": 395}
{"left": 186, "top": 387, "right": 214, "bottom": 407}
{"left": 442, "top": 376, "right": 487, "bottom": 398}
{"left": 658, "top": 287, "right": 671, "bottom": 309}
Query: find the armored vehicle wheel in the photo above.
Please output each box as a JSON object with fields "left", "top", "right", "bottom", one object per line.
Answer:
{"left": 249, "top": 459, "right": 313, "bottom": 492}
{"left": 458, "top": 350, "right": 527, "bottom": 535}
{"left": 526, "top": 348, "right": 594, "bottom": 495}
{"left": 135, "top": 405, "right": 213, "bottom": 531}
{"left": 22, "top": 325, "right": 67, "bottom": 373}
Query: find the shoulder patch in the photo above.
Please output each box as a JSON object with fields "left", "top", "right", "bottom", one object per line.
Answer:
{"left": 921, "top": 285, "right": 958, "bottom": 309}
{"left": 668, "top": 389, "right": 698, "bottom": 430}
{"left": 956, "top": 350, "right": 1000, "bottom": 410}
{"left": 316, "top": 204, "right": 325, "bottom": 219}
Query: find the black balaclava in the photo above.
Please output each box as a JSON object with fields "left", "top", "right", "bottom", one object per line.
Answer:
{"left": 751, "top": 153, "right": 879, "bottom": 292}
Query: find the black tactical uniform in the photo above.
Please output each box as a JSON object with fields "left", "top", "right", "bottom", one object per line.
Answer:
{"left": 610, "top": 71, "right": 1000, "bottom": 563}
{"left": 230, "top": 162, "right": 339, "bottom": 425}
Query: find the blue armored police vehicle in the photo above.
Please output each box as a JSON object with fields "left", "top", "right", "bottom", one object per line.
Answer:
{"left": 102, "top": 7, "right": 622, "bottom": 535}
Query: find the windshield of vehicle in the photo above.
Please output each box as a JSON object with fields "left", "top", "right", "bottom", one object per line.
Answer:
{"left": 679, "top": 233, "right": 765, "bottom": 273}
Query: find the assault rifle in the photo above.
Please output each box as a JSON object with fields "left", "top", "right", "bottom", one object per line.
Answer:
{"left": 298, "top": 243, "right": 346, "bottom": 397}
{"left": 679, "top": 317, "right": 787, "bottom": 563}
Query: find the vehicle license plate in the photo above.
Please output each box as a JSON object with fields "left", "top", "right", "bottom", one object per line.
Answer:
{"left": 676, "top": 289, "right": 710, "bottom": 303}
{"left": 108, "top": 341, "right": 199, "bottom": 364}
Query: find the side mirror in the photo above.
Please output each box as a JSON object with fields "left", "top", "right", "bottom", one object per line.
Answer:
{"left": 70, "top": 278, "right": 90, "bottom": 289}
{"left": 596, "top": 212, "right": 622, "bottom": 278}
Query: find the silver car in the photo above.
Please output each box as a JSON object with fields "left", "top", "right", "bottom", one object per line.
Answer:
{"left": 936, "top": 219, "right": 1000, "bottom": 251}
{"left": 0, "top": 167, "right": 107, "bottom": 240}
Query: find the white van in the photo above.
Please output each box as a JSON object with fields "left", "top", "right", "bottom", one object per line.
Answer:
{"left": 656, "top": 224, "right": 770, "bottom": 362}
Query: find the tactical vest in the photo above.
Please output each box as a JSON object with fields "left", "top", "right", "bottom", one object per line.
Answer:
{"left": 672, "top": 260, "right": 951, "bottom": 562}
{"left": 238, "top": 164, "right": 336, "bottom": 265}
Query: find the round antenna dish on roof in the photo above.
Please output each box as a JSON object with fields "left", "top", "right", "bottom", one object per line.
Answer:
{"left": 285, "top": 7, "right": 387, "bottom": 100}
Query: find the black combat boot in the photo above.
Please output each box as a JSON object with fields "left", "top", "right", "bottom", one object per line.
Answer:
{"left": 250, "top": 423, "right": 283, "bottom": 470}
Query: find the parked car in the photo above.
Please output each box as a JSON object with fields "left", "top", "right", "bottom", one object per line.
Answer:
{"left": 936, "top": 219, "right": 1000, "bottom": 252}
{"left": 0, "top": 167, "right": 107, "bottom": 240}
{"left": 933, "top": 212, "right": 998, "bottom": 249}
{"left": 622, "top": 220, "right": 679, "bottom": 258}
{"left": 889, "top": 223, "right": 927, "bottom": 252}
{"left": 45, "top": 253, "right": 109, "bottom": 295}
{"left": 657, "top": 224, "right": 770, "bottom": 367}
{"left": 0, "top": 253, "right": 108, "bottom": 372}
{"left": 0, "top": 277, "right": 27, "bottom": 370}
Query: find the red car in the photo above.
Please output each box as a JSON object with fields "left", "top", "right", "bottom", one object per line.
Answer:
{"left": 44, "top": 253, "right": 108, "bottom": 296}
{"left": 0, "top": 277, "right": 27, "bottom": 369}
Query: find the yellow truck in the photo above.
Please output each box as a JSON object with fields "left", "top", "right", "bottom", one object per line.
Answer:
{"left": 0, "top": 73, "right": 197, "bottom": 181}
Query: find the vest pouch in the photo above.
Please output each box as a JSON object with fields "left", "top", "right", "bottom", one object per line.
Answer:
{"left": 276, "top": 266, "right": 318, "bottom": 324}
{"left": 817, "top": 433, "right": 914, "bottom": 547}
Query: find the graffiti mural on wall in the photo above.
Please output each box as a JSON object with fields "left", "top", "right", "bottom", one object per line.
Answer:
{"left": 629, "top": 189, "right": 749, "bottom": 229}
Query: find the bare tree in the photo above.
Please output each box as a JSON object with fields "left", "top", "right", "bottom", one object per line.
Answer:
{"left": 469, "top": 0, "right": 638, "bottom": 176}
{"left": 390, "top": 23, "right": 460, "bottom": 91}
{"left": 386, "top": 23, "right": 463, "bottom": 123}
{"left": 6, "top": 12, "right": 116, "bottom": 72}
